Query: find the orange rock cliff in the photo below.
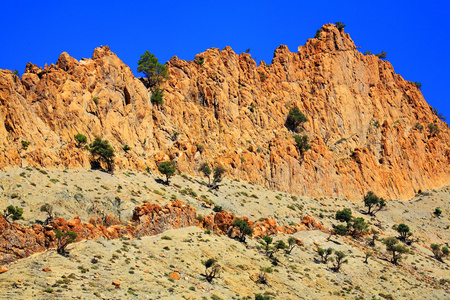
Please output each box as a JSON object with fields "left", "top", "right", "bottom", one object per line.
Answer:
{"left": 0, "top": 24, "right": 449, "bottom": 200}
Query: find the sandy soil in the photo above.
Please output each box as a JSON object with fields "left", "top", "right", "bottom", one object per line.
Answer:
{"left": 0, "top": 167, "right": 449, "bottom": 299}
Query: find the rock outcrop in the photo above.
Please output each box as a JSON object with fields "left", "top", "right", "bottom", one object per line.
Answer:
{"left": 0, "top": 24, "right": 449, "bottom": 200}
{"left": 0, "top": 200, "right": 323, "bottom": 265}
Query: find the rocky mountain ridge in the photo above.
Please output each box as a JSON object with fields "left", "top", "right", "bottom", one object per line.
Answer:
{"left": 0, "top": 24, "right": 449, "bottom": 200}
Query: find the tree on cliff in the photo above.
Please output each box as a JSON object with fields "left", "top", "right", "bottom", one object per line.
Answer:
{"left": 232, "top": 218, "right": 253, "bottom": 243}
{"left": 199, "top": 162, "right": 212, "bottom": 186}
{"left": 54, "top": 229, "right": 77, "bottom": 255}
{"left": 212, "top": 165, "right": 226, "bottom": 189}
{"left": 137, "top": 51, "right": 168, "bottom": 88}
{"left": 158, "top": 161, "right": 176, "bottom": 185}
{"left": 74, "top": 133, "right": 87, "bottom": 148}
{"left": 293, "top": 135, "right": 311, "bottom": 156}
{"left": 89, "top": 137, "right": 115, "bottom": 173}
{"left": 285, "top": 107, "right": 307, "bottom": 132}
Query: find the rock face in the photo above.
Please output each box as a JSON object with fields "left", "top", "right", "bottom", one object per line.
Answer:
{"left": 0, "top": 24, "right": 449, "bottom": 200}
{"left": 0, "top": 200, "right": 323, "bottom": 265}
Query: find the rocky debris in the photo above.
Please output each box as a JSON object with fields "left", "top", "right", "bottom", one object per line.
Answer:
{"left": 112, "top": 281, "right": 120, "bottom": 288}
{"left": 0, "top": 25, "right": 448, "bottom": 200}
{"left": 169, "top": 272, "right": 180, "bottom": 280}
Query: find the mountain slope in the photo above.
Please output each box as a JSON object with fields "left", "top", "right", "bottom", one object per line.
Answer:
{"left": 0, "top": 24, "right": 448, "bottom": 200}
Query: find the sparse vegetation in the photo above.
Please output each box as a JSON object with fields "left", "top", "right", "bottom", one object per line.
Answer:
{"left": 74, "top": 134, "right": 87, "bottom": 148}
{"left": 363, "top": 191, "right": 386, "bottom": 216}
{"left": 285, "top": 237, "right": 297, "bottom": 254}
{"left": 54, "top": 229, "right": 77, "bottom": 255}
{"left": 396, "top": 223, "right": 412, "bottom": 242}
{"left": 314, "top": 29, "right": 321, "bottom": 39}
{"left": 21, "top": 140, "right": 30, "bottom": 150}
{"left": 40, "top": 203, "right": 54, "bottom": 224}
{"left": 331, "top": 250, "right": 348, "bottom": 272}
{"left": 2, "top": 205, "right": 24, "bottom": 223}
{"left": 199, "top": 162, "right": 212, "bottom": 186}
{"left": 232, "top": 218, "right": 253, "bottom": 243}
{"left": 212, "top": 165, "right": 226, "bottom": 189}
{"left": 89, "top": 137, "right": 115, "bottom": 173}
{"left": 151, "top": 87, "right": 164, "bottom": 105}
{"left": 412, "top": 81, "right": 422, "bottom": 89}
{"left": 335, "top": 22, "right": 346, "bottom": 31}
{"left": 285, "top": 107, "right": 307, "bottom": 132}
{"left": 383, "top": 237, "right": 409, "bottom": 264}
{"left": 137, "top": 51, "right": 168, "bottom": 88}
{"left": 122, "top": 144, "right": 131, "bottom": 153}
{"left": 434, "top": 207, "right": 442, "bottom": 217}
{"left": 375, "top": 51, "right": 387, "bottom": 59}
{"left": 195, "top": 58, "right": 204, "bottom": 65}
{"left": 202, "top": 258, "right": 220, "bottom": 283}
{"left": 428, "top": 123, "right": 439, "bottom": 135}
{"left": 158, "top": 161, "right": 176, "bottom": 185}
{"left": 293, "top": 135, "right": 311, "bottom": 156}
{"left": 317, "top": 247, "right": 333, "bottom": 264}
{"left": 431, "top": 244, "right": 444, "bottom": 261}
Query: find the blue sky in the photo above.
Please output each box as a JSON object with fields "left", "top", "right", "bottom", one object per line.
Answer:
{"left": 2, "top": 1, "right": 449, "bottom": 123}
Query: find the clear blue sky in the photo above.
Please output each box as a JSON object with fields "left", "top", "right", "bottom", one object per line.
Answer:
{"left": 2, "top": 1, "right": 449, "bottom": 123}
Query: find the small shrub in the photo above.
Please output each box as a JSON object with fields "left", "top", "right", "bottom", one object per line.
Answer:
{"left": 93, "top": 96, "right": 99, "bottom": 104}
{"left": 151, "top": 87, "right": 164, "bottom": 105}
{"left": 375, "top": 51, "right": 387, "bottom": 59}
{"left": 285, "top": 107, "right": 307, "bottom": 132}
{"left": 415, "top": 123, "right": 424, "bottom": 131}
{"left": 2, "top": 205, "right": 24, "bottom": 222}
{"left": 434, "top": 207, "right": 442, "bottom": 217}
{"left": 335, "top": 22, "right": 346, "bottom": 31}
{"left": 335, "top": 208, "right": 352, "bottom": 223}
{"left": 202, "top": 258, "right": 221, "bottom": 283}
{"left": 314, "top": 29, "right": 321, "bottom": 39}
{"left": 74, "top": 134, "right": 87, "bottom": 148}
{"left": 428, "top": 123, "right": 439, "bottom": 135}
{"left": 21, "top": 140, "right": 30, "bottom": 150}
{"left": 161, "top": 236, "right": 172, "bottom": 240}
{"left": 293, "top": 135, "right": 311, "bottom": 156}
{"left": 195, "top": 58, "right": 204, "bottom": 65}
{"left": 122, "top": 144, "right": 131, "bottom": 153}
{"left": 412, "top": 82, "right": 422, "bottom": 89}
{"left": 213, "top": 206, "right": 223, "bottom": 213}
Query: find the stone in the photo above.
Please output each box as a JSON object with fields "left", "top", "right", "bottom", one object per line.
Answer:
{"left": 112, "top": 281, "right": 120, "bottom": 287}
{"left": 42, "top": 267, "right": 51, "bottom": 272}
{"left": 0, "top": 266, "right": 7, "bottom": 273}
{"left": 169, "top": 272, "right": 180, "bottom": 280}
